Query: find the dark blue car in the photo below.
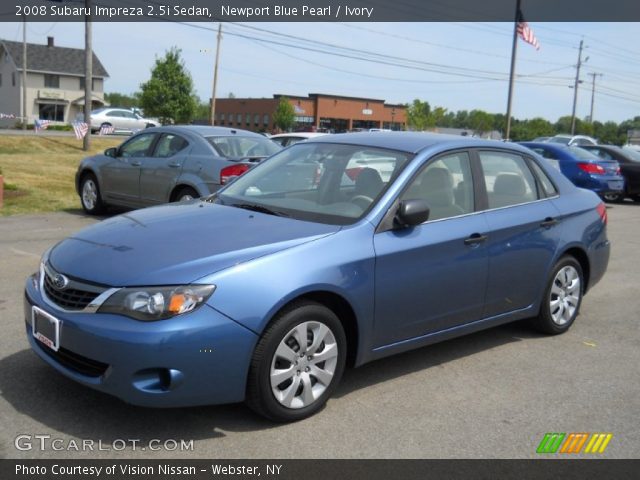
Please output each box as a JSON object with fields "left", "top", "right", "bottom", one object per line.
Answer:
{"left": 520, "top": 142, "right": 624, "bottom": 198}
{"left": 24, "top": 133, "right": 610, "bottom": 421}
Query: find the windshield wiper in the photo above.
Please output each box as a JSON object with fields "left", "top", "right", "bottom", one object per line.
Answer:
{"left": 232, "top": 203, "right": 289, "bottom": 217}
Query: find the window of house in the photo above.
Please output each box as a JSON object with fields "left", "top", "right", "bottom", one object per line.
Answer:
{"left": 254, "top": 114, "right": 260, "bottom": 126}
{"left": 12, "top": 72, "right": 16, "bottom": 86}
{"left": 236, "top": 114, "right": 242, "bottom": 124}
{"left": 0, "top": 73, "right": 3, "bottom": 87}
{"left": 263, "top": 114, "right": 269, "bottom": 126}
{"left": 38, "top": 103, "right": 65, "bottom": 122}
{"left": 245, "top": 113, "right": 251, "bottom": 125}
{"left": 44, "top": 74, "right": 60, "bottom": 88}
{"left": 79, "top": 77, "right": 99, "bottom": 90}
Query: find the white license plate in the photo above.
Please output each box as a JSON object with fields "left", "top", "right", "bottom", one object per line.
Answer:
{"left": 32, "top": 306, "right": 60, "bottom": 352}
{"left": 608, "top": 181, "right": 624, "bottom": 191}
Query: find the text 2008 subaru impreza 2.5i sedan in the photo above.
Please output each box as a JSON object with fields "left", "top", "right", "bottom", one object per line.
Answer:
{"left": 24, "top": 133, "right": 610, "bottom": 422}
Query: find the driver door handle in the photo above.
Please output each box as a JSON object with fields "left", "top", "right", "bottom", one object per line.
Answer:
{"left": 464, "top": 233, "right": 488, "bottom": 246}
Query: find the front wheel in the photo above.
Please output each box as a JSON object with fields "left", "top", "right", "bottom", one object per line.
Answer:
{"left": 532, "top": 256, "right": 583, "bottom": 335}
{"left": 246, "top": 302, "right": 346, "bottom": 422}
{"left": 174, "top": 187, "right": 199, "bottom": 202}
{"left": 80, "top": 173, "right": 105, "bottom": 215}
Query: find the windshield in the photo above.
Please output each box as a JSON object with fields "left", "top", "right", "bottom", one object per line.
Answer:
{"left": 213, "top": 143, "right": 413, "bottom": 225}
{"left": 548, "top": 136, "right": 571, "bottom": 145}
{"left": 568, "top": 146, "right": 599, "bottom": 160}
{"left": 622, "top": 147, "right": 640, "bottom": 162}
{"left": 206, "top": 136, "right": 281, "bottom": 159}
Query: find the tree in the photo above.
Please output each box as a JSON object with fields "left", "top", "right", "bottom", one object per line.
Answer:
{"left": 139, "top": 47, "right": 197, "bottom": 124}
{"left": 105, "top": 92, "right": 140, "bottom": 109}
{"left": 468, "top": 110, "right": 493, "bottom": 137}
{"left": 272, "top": 97, "right": 295, "bottom": 132}
{"left": 406, "top": 99, "right": 431, "bottom": 131}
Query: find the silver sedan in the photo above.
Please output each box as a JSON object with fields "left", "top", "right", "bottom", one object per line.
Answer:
{"left": 76, "top": 126, "right": 282, "bottom": 214}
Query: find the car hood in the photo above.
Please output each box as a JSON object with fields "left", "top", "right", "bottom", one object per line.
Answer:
{"left": 49, "top": 202, "right": 340, "bottom": 286}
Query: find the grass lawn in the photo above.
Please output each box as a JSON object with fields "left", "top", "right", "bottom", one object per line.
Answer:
{"left": 0, "top": 134, "right": 122, "bottom": 216}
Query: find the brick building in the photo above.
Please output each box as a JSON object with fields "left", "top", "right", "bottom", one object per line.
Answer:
{"left": 214, "top": 93, "right": 406, "bottom": 133}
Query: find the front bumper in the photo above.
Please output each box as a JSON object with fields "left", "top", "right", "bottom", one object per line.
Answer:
{"left": 24, "top": 275, "right": 258, "bottom": 407}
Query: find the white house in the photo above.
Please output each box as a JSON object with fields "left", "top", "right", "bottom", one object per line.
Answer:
{"left": 0, "top": 36, "right": 109, "bottom": 126}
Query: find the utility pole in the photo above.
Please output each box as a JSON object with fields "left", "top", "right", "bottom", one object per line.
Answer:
{"left": 570, "top": 39, "right": 584, "bottom": 135}
{"left": 588, "top": 72, "right": 603, "bottom": 123}
{"left": 210, "top": 23, "right": 222, "bottom": 126}
{"left": 504, "top": 0, "right": 521, "bottom": 141}
{"left": 22, "top": 15, "right": 27, "bottom": 130}
{"left": 83, "top": 0, "right": 92, "bottom": 151}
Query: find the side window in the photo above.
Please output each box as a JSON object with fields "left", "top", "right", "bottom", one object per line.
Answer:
{"left": 106, "top": 111, "right": 121, "bottom": 117}
{"left": 153, "top": 134, "right": 188, "bottom": 158}
{"left": 119, "top": 133, "right": 156, "bottom": 158}
{"left": 401, "top": 152, "right": 473, "bottom": 221}
{"left": 528, "top": 159, "right": 558, "bottom": 197}
{"left": 123, "top": 111, "right": 136, "bottom": 119}
{"left": 479, "top": 151, "right": 538, "bottom": 209}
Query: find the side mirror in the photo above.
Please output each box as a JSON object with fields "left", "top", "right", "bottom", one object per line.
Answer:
{"left": 104, "top": 147, "right": 117, "bottom": 157}
{"left": 395, "top": 199, "right": 430, "bottom": 227}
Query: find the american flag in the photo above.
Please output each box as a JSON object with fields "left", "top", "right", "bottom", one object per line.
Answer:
{"left": 72, "top": 122, "right": 89, "bottom": 140}
{"left": 34, "top": 119, "right": 51, "bottom": 132}
{"left": 517, "top": 18, "right": 540, "bottom": 50}
{"left": 99, "top": 125, "right": 116, "bottom": 135}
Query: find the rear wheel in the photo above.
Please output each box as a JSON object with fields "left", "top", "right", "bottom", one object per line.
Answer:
{"left": 603, "top": 192, "right": 623, "bottom": 203}
{"left": 532, "top": 256, "right": 583, "bottom": 335}
{"left": 174, "top": 187, "right": 198, "bottom": 202}
{"left": 632, "top": 195, "right": 640, "bottom": 203}
{"left": 246, "top": 301, "right": 346, "bottom": 422}
{"left": 80, "top": 173, "right": 105, "bottom": 215}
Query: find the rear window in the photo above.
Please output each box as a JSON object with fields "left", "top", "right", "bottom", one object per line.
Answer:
{"left": 206, "top": 136, "right": 281, "bottom": 159}
{"left": 567, "top": 146, "right": 599, "bottom": 160}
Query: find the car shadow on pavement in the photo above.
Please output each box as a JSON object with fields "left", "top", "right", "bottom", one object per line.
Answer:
{"left": 0, "top": 322, "right": 543, "bottom": 443}
{"left": 335, "top": 321, "right": 544, "bottom": 398}
{"left": 0, "top": 349, "right": 276, "bottom": 444}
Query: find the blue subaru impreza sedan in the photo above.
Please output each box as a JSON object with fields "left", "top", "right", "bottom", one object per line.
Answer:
{"left": 24, "top": 133, "right": 610, "bottom": 421}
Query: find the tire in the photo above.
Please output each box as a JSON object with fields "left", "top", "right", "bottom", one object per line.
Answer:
{"left": 602, "top": 192, "right": 623, "bottom": 203}
{"left": 632, "top": 195, "right": 640, "bottom": 203}
{"left": 174, "top": 187, "right": 199, "bottom": 202}
{"left": 532, "top": 256, "right": 584, "bottom": 335}
{"left": 79, "top": 173, "right": 105, "bottom": 215}
{"left": 246, "top": 301, "right": 347, "bottom": 422}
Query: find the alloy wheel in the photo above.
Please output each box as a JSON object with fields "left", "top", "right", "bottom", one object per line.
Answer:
{"left": 549, "top": 265, "right": 581, "bottom": 325}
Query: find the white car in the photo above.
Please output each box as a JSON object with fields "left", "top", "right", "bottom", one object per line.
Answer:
{"left": 547, "top": 134, "right": 598, "bottom": 146}
{"left": 269, "top": 132, "right": 328, "bottom": 147}
{"left": 89, "top": 108, "right": 160, "bottom": 133}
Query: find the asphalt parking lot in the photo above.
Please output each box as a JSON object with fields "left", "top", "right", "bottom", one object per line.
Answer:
{"left": 0, "top": 204, "right": 638, "bottom": 459}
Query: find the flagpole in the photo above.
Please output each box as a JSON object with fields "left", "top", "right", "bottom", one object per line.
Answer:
{"left": 505, "top": 0, "right": 521, "bottom": 141}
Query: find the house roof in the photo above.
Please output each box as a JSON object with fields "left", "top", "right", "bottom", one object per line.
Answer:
{"left": 0, "top": 39, "right": 109, "bottom": 78}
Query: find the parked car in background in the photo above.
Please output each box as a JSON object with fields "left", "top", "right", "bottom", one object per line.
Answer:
{"left": 532, "top": 136, "right": 551, "bottom": 142}
{"left": 580, "top": 144, "right": 640, "bottom": 202}
{"left": 76, "top": 126, "right": 282, "bottom": 214}
{"left": 27, "top": 133, "right": 609, "bottom": 421}
{"left": 520, "top": 142, "right": 624, "bottom": 199}
{"left": 89, "top": 108, "right": 160, "bottom": 133}
{"left": 547, "top": 134, "right": 598, "bottom": 146}
{"left": 269, "top": 132, "right": 328, "bottom": 147}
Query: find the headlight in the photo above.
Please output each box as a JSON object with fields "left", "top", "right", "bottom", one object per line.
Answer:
{"left": 98, "top": 285, "right": 216, "bottom": 321}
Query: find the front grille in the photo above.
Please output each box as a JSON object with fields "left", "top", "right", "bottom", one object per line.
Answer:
{"left": 35, "top": 339, "right": 109, "bottom": 377}
{"left": 43, "top": 274, "right": 99, "bottom": 310}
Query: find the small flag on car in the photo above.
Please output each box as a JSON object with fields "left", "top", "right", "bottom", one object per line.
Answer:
{"left": 72, "top": 122, "right": 89, "bottom": 140}
{"left": 99, "top": 125, "right": 115, "bottom": 135}
{"left": 34, "top": 119, "right": 51, "bottom": 132}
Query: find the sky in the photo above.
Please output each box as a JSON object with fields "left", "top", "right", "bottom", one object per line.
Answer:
{"left": 3, "top": 20, "right": 639, "bottom": 123}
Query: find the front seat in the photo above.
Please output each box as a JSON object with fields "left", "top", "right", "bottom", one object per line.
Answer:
{"left": 354, "top": 168, "right": 384, "bottom": 199}
{"left": 491, "top": 173, "right": 528, "bottom": 208}
{"left": 415, "top": 167, "right": 465, "bottom": 221}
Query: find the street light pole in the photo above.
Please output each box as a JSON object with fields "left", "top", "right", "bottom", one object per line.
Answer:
{"left": 570, "top": 39, "right": 584, "bottom": 135}
{"left": 83, "top": 0, "right": 92, "bottom": 151}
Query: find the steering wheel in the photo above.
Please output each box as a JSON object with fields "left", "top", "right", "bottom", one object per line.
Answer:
{"left": 351, "top": 195, "right": 374, "bottom": 210}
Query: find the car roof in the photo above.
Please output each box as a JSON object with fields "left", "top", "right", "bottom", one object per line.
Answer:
{"left": 270, "top": 132, "right": 327, "bottom": 139}
{"left": 146, "top": 125, "right": 267, "bottom": 138}
{"left": 308, "top": 131, "right": 524, "bottom": 154}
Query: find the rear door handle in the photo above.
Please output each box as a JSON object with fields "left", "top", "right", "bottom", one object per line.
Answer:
{"left": 464, "top": 233, "right": 488, "bottom": 246}
{"left": 168, "top": 162, "right": 181, "bottom": 168}
{"left": 130, "top": 160, "right": 142, "bottom": 167}
{"left": 540, "top": 217, "right": 559, "bottom": 228}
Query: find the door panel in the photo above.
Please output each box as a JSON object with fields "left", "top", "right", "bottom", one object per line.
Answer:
{"left": 139, "top": 134, "right": 189, "bottom": 204}
{"left": 373, "top": 214, "right": 490, "bottom": 347}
